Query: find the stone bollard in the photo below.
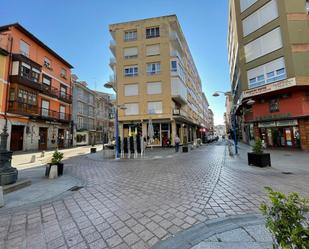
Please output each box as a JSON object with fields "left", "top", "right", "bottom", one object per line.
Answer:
{"left": 30, "top": 155, "right": 36, "bottom": 163}
{"left": 0, "top": 186, "right": 4, "bottom": 208}
{"left": 48, "top": 165, "right": 58, "bottom": 179}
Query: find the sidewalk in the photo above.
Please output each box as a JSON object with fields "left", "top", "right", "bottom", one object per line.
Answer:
{"left": 228, "top": 140, "right": 309, "bottom": 173}
{"left": 0, "top": 163, "right": 83, "bottom": 212}
{"left": 12, "top": 144, "right": 103, "bottom": 169}
{"left": 152, "top": 214, "right": 273, "bottom": 249}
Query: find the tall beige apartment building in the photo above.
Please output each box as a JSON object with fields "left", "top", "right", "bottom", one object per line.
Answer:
{"left": 109, "top": 15, "right": 210, "bottom": 146}
{"left": 228, "top": 0, "right": 309, "bottom": 150}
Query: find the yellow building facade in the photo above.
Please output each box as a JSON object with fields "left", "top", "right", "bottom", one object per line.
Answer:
{"left": 109, "top": 15, "right": 210, "bottom": 146}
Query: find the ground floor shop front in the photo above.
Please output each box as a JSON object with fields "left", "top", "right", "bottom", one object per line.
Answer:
{"left": 244, "top": 118, "right": 309, "bottom": 151}
{"left": 119, "top": 119, "right": 206, "bottom": 147}
{"left": 0, "top": 117, "right": 72, "bottom": 151}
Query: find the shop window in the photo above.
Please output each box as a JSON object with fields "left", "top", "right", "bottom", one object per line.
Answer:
{"left": 76, "top": 134, "right": 87, "bottom": 143}
{"left": 269, "top": 99, "right": 279, "bottom": 113}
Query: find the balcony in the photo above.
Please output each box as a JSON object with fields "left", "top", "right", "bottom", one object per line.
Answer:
{"left": 10, "top": 74, "right": 42, "bottom": 91}
{"left": 109, "top": 57, "right": 116, "bottom": 69}
{"left": 170, "top": 31, "right": 183, "bottom": 53}
{"left": 8, "top": 101, "right": 39, "bottom": 117}
{"left": 59, "top": 92, "right": 72, "bottom": 104}
{"left": 110, "top": 40, "right": 116, "bottom": 56}
{"left": 40, "top": 108, "right": 71, "bottom": 123}
{"left": 40, "top": 84, "right": 58, "bottom": 98}
{"left": 171, "top": 78, "right": 187, "bottom": 105}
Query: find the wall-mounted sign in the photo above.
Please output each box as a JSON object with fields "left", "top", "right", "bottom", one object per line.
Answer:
{"left": 255, "top": 113, "right": 292, "bottom": 121}
{"left": 243, "top": 78, "right": 296, "bottom": 98}
{"left": 258, "top": 119, "right": 298, "bottom": 128}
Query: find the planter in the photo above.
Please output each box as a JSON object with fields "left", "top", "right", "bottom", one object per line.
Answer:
{"left": 248, "top": 152, "right": 271, "bottom": 167}
{"left": 45, "top": 163, "right": 64, "bottom": 177}
{"left": 182, "top": 146, "right": 189, "bottom": 153}
{"left": 90, "top": 147, "right": 96, "bottom": 153}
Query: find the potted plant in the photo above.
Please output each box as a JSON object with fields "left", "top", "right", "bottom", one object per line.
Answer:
{"left": 45, "top": 150, "right": 64, "bottom": 177}
{"left": 248, "top": 138, "right": 271, "bottom": 167}
{"left": 260, "top": 187, "right": 309, "bottom": 249}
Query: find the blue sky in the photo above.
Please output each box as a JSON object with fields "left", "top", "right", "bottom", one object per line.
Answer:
{"left": 1, "top": 0, "right": 230, "bottom": 125}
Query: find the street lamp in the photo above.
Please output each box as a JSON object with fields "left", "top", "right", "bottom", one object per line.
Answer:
{"left": 212, "top": 91, "right": 238, "bottom": 155}
{"left": 104, "top": 81, "right": 126, "bottom": 159}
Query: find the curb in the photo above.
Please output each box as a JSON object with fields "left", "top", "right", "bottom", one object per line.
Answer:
{"left": 151, "top": 214, "right": 265, "bottom": 249}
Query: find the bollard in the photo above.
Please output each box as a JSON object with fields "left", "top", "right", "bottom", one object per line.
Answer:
{"left": 48, "top": 165, "right": 58, "bottom": 179}
{"left": 30, "top": 155, "right": 36, "bottom": 163}
{"left": 0, "top": 186, "right": 4, "bottom": 208}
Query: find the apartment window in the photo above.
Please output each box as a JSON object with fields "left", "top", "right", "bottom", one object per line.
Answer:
{"left": 17, "top": 89, "right": 37, "bottom": 105}
{"left": 89, "top": 95, "right": 94, "bottom": 105}
{"left": 269, "top": 99, "right": 279, "bottom": 113}
{"left": 146, "top": 27, "right": 160, "bottom": 39}
{"left": 124, "top": 65, "right": 138, "bottom": 77}
{"left": 42, "top": 74, "right": 51, "bottom": 86}
{"left": 123, "top": 47, "right": 138, "bottom": 59}
{"left": 146, "top": 44, "right": 160, "bottom": 56}
{"left": 147, "top": 82, "right": 162, "bottom": 95}
{"left": 44, "top": 57, "right": 52, "bottom": 69}
{"left": 124, "top": 84, "right": 138, "bottom": 96}
{"left": 148, "top": 101, "right": 162, "bottom": 114}
{"left": 147, "top": 62, "right": 161, "bottom": 75}
{"left": 240, "top": 0, "right": 258, "bottom": 12}
{"left": 247, "top": 57, "right": 287, "bottom": 89}
{"left": 60, "top": 85, "right": 67, "bottom": 98}
{"left": 78, "top": 102, "right": 83, "bottom": 114}
{"left": 171, "top": 61, "right": 177, "bottom": 72}
{"left": 242, "top": 0, "right": 278, "bottom": 36}
{"left": 31, "top": 68, "right": 40, "bottom": 82}
{"left": 89, "top": 106, "right": 94, "bottom": 116}
{"left": 60, "top": 68, "right": 67, "bottom": 78}
{"left": 41, "top": 100, "right": 50, "bottom": 117}
{"left": 244, "top": 27, "right": 282, "bottom": 62}
{"left": 124, "top": 103, "right": 139, "bottom": 115}
{"left": 78, "top": 116, "right": 83, "bottom": 129}
{"left": 124, "top": 30, "right": 137, "bottom": 41}
{"left": 59, "top": 106, "right": 65, "bottom": 120}
{"left": 20, "top": 40, "right": 29, "bottom": 57}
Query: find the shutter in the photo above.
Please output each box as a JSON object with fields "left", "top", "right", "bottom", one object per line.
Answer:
{"left": 125, "top": 103, "right": 139, "bottom": 115}
{"left": 147, "top": 102, "right": 162, "bottom": 114}
{"left": 146, "top": 44, "right": 160, "bottom": 56}
{"left": 124, "top": 84, "right": 138, "bottom": 96}
{"left": 123, "top": 47, "right": 138, "bottom": 58}
{"left": 147, "top": 82, "right": 162, "bottom": 94}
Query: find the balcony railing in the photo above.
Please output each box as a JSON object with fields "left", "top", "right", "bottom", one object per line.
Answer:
{"left": 8, "top": 102, "right": 71, "bottom": 123}
{"left": 40, "top": 84, "right": 59, "bottom": 98}
{"left": 110, "top": 40, "right": 116, "bottom": 55}
{"left": 8, "top": 101, "right": 39, "bottom": 116}
{"left": 40, "top": 108, "right": 71, "bottom": 123}
{"left": 59, "top": 92, "right": 72, "bottom": 104}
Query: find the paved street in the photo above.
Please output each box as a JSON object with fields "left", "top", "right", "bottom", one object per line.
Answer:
{"left": 0, "top": 141, "right": 308, "bottom": 249}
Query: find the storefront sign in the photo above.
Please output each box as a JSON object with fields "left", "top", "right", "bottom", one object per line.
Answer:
{"left": 258, "top": 119, "right": 298, "bottom": 128}
{"left": 258, "top": 122, "right": 276, "bottom": 128}
{"left": 243, "top": 78, "right": 297, "bottom": 98}
{"left": 255, "top": 113, "right": 292, "bottom": 121}
{"left": 276, "top": 120, "right": 298, "bottom": 127}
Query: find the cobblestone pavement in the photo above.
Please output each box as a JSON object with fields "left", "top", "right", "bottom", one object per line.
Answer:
{"left": 0, "top": 141, "right": 308, "bottom": 249}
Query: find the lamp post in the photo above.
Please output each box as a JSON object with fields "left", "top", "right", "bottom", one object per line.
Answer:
{"left": 0, "top": 33, "right": 18, "bottom": 186}
{"left": 104, "top": 81, "right": 126, "bottom": 159}
{"left": 213, "top": 91, "right": 238, "bottom": 155}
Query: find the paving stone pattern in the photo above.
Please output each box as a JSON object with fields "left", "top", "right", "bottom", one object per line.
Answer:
{"left": 0, "top": 142, "right": 308, "bottom": 249}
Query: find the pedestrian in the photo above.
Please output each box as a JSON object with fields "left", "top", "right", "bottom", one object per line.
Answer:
{"left": 175, "top": 135, "right": 180, "bottom": 152}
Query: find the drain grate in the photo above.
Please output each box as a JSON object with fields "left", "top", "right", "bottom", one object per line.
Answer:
{"left": 282, "top": 172, "right": 293, "bottom": 175}
{"left": 69, "top": 186, "right": 84, "bottom": 191}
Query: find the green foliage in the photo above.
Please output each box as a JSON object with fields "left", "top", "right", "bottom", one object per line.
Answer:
{"left": 260, "top": 187, "right": 309, "bottom": 249}
{"left": 51, "top": 150, "right": 64, "bottom": 165}
{"left": 252, "top": 138, "right": 263, "bottom": 154}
